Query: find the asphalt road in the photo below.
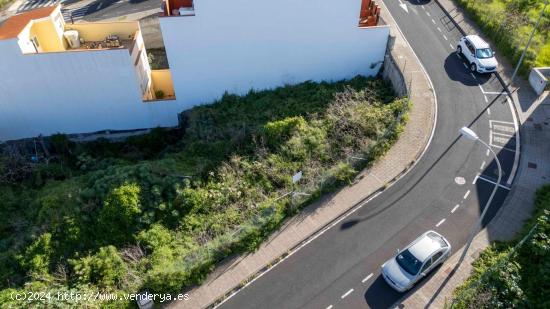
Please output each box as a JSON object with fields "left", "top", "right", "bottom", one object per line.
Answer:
{"left": 218, "top": 1, "right": 519, "bottom": 309}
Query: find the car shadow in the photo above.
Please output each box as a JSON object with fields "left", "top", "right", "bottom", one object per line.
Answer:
{"left": 365, "top": 264, "right": 444, "bottom": 308}
{"left": 444, "top": 53, "right": 491, "bottom": 87}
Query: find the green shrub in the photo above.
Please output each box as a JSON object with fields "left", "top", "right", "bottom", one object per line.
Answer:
{"left": 70, "top": 246, "right": 126, "bottom": 288}
{"left": 98, "top": 183, "right": 142, "bottom": 244}
{"left": 453, "top": 185, "right": 550, "bottom": 308}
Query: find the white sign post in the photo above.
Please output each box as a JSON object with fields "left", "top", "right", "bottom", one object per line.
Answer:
{"left": 292, "top": 171, "right": 302, "bottom": 184}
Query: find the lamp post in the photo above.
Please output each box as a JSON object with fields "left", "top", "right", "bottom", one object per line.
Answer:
{"left": 456, "top": 127, "right": 502, "bottom": 267}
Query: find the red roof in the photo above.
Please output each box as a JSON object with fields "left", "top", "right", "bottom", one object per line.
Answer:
{"left": 0, "top": 6, "right": 57, "bottom": 40}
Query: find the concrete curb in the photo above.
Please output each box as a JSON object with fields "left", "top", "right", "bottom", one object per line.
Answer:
{"left": 166, "top": 5, "right": 438, "bottom": 309}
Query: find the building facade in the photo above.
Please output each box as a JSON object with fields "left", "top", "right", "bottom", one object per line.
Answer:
{"left": 0, "top": 0, "right": 388, "bottom": 141}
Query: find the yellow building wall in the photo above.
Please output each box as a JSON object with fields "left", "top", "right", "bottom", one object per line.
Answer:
{"left": 30, "top": 18, "right": 65, "bottom": 52}
{"left": 151, "top": 69, "right": 176, "bottom": 99}
{"left": 66, "top": 22, "right": 139, "bottom": 42}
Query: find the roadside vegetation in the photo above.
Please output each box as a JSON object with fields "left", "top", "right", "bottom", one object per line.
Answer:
{"left": 455, "top": 0, "right": 550, "bottom": 75}
{"left": 0, "top": 76, "right": 409, "bottom": 307}
{"left": 452, "top": 184, "right": 550, "bottom": 308}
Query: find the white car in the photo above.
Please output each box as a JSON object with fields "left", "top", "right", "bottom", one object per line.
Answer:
{"left": 456, "top": 35, "right": 498, "bottom": 73}
{"left": 381, "top": 231, "right": 451, "bottom": 292}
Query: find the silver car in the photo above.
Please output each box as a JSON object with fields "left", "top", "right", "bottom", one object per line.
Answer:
{"left": 381, "top": 231, "right": 451, "bottom": 292}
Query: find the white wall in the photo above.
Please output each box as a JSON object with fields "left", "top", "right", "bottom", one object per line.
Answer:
{"left": 160, "top": 0, "right": 389, "bottom": 109}
{"left": 1, "top": 0, "right": 389, "bottom": 141}
{"left": 0, "top": 39, "right": 184, "bottom": 141}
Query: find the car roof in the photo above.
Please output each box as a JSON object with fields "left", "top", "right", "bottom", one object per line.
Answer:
{"left": 407, "top": 231, "right": 445, "bottom": 262}
{"left": 466, "top": 35, "right": 490, "bottom": 49}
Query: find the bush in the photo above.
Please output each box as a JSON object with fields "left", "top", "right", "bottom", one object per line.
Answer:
{"left": 453, "top": 185, "right": 550, "bottom": 308}
{"left": 70, "top": 246, "right": 126, "bottom": 288}
{"left": 0, "top": 76, "right": 408, "bottom": 306}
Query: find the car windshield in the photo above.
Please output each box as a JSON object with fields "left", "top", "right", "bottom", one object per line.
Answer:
{"left": 476, "top": 48, "right": 493, "bottom": 59}
{"left": 396, "top": 249, "right": 422, "bottom": 275}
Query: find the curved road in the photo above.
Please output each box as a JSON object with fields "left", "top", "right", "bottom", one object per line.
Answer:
{"left": 218, "top": 1, "right": 519, "bottom": 308}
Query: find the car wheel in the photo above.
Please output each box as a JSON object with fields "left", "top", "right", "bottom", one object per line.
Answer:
{"left": 470, "top": 63, "right": 477, "bottom": 72}
{"left": 457, "top": 45, "right": 462, "bottom": 55}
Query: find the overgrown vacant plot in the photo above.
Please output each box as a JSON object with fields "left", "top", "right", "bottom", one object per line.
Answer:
{"left": 0, "top": 76, "right": 409, "bottom": 307}
{"left": 455, "top": 0, "right": 549, "bottom": 75}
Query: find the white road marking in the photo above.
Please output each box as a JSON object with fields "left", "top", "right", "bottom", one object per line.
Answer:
{"left": 478, "top": 84, "right": 485, "bottom": 93}
{"left": 473, "top": 174, "right": 511, "bottom": 190}
{"left": 484, "top": 95, "right": 488, "bottom": 103}
{"left": 455, "top": 176, "right": 466, "bottom": 185}
{"left": 422, "top": 5, "right": 425, "bottom": 10}
{"left": 463, "top": 63, "right": 468, "bottom": 69}
{"left": 480, "top": 161, "right": 486, "bottom": 169}
{"left": 463, "top": 190, "right": 471, "bottom": 199}
{"left": 426, "top": 11, "right": 431, "bottom": 16}
{"left": 436, "top": 219, "right": 446, "bottom": 227}
{"left": 326, "top": 305, "right": 333, "bottom": 309}
{"left": 451, "top": 204, "right": 460, "bottom": 213}
{"left": 483, "top": 91, "right": 507, "bottom": 95}
{"left": 362, "top": 273, "right": 374, "bottom": 283}
{"left": 432, "top": 19, "right": 436, "bottom": 24}
{"left": 437, "top": 27, "right": 442, "bottom": 32}
{"left": 505, "top": 96, "right": 520, "bottom": 186}
{"left": 486, "top": 149, "right": 490, "bottom": 156}
{"left": 398, "top": 0, "right": 409, "bottom": 12}
{"left": 451, "top": 43, "right": 456, "bottom": 49}
{"left": 443, "top": 34, "right": 448, "bottom": 41}
{"left": 489, "top": 120, "right": 515, "bottom": 125}
{"left": 341, "top": 289, "right": 354, "bottom": 299}
{"left": 470, "top": 73, "right": 476, "bottom": 79}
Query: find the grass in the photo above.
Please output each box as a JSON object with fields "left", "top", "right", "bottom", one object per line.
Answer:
{"left": 454, "top": 0, "right": 550, "bottom": 75}
{"left": 0, "top": 76, "right": 409, "bottom": 308}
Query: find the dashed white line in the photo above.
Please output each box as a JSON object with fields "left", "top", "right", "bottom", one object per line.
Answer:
{"left": 463, "top": 63, "right": 468, "bottom": 69}
{"left": 426, "top": 11, "right": 431, "bottom": 16}
{"left": 450, "top": 43, "right": 455, "bottom": 49}
{"left": 341, "top": 289, "right": 354, "bottom": 299}
{"left": 451, "top": 204, "right": 460, "bottom": 213}
{"left": 486, "top": 149, "right": 490, "bottom": 156}
{"left": 437, "top": 27, "right": 442, "bottom": 32}
{"left": 443, "top": 34, "right": 448, "bottom": 41}
{"left": 484, "top": 95, "right": 488, "bottom": 103}
{"left": 432, "top": 19, "right": 436, "bottom": 24}
{"left": 470, "top": 73, "right": 476, "bottom": 79}
{"left": 436, "top": 219, "right": 446, "bottom": 227}
{"left": 463, "top": 190, "right": 471, "bottom": 199}
{"left": 422, "top": 5, "right": 425, "bottom": 10}
{"left": 480, "top": 161, "right": 486, "bottom": 169}
{"left": 326, "top": 305, "right": 333, "bottom": 309}
{"left": 362, "top": 273, "right": 374, "bottom": 283}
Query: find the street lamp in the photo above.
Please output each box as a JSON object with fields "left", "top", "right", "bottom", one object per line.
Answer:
{"left": 456, "top": 127, "right": 502, "bottom": 267}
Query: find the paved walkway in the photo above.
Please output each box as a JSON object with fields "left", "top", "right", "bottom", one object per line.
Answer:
{"left": 394, "top": 0, "right": 550, "bottom": 307}
{"left": 167, "top": 9, "right": 437, "bottom": 309}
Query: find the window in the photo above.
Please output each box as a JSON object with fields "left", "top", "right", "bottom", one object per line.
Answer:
{"left": 476, "top": 48, "right": 493, "bottom": 59}
{"left": 396, "top": 249, "right": 422, "bottom": 275}
{"left": 420, "top": 258, "right": 433, "bottom": 273}
{"left": 466, "top": 40, "right": 475, "bottom": 54}
{"left": 431, "top": 251, "right": 443, "bottom": 263}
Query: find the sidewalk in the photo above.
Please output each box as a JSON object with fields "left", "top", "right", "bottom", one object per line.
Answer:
{"left": 166, "top": 8, "right": 437, "bottom": 309}
{"left": 395, "top": 0, "right": 550, "bottom": 307}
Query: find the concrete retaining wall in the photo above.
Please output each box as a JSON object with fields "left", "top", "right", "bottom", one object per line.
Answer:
{"left": 529, "top": 67, "right": 550, "bottom": 96}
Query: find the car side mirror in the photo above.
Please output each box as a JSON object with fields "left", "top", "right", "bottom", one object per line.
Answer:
{"left": 493, "top": 51, "right": 496, "bottom": 56}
